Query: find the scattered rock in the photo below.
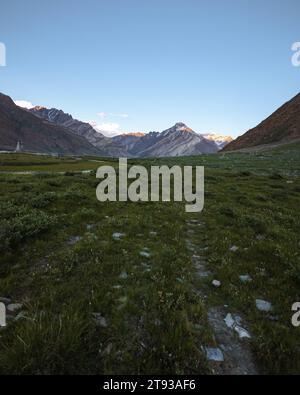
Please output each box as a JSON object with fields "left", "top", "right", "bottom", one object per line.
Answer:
{"left": 256, "top": 299, "right": 273, "bottom": 312}
{"left": 239, "top": 275, "right": 252, "bottom": 283}
{"left": 149, "top": 231, "right": 157, "bottom": 236}
{"left": 112, "top": 232, "right": 125, "bottom": 240}
{"left": 102, "top": 343, "right": 113, "bottom": 355}
{"left": 176, "top": 277, "right": 184, "bottom": 283}
{"left": 229, "top": 245, "right": 239, "bottom": 252}
{"left": 224, "top": 313, "right": 251, "bottom": 339}
{"left": 15, "top": 311, "right": 27, "bottom": 321}
{"left": 212, "top": 280, "right": 221, "bottom": 288}
{"left": 7, "top": 303, "right": 23, "bottom": 313}
{"left": 208, "top": 307, "right": 258, "bottom": 374}
{"left": 92, "top": 313, "right": 108, "bottom": 328}
{"left": 256, "top": 234, "right": 265, "bottom": 241}
{"left": 205, "top": 347, "right": 224, "bottom": 362}
{"left": 119, "top": 271, "right": 128, "bottom": 280}
{"left": 140, "top": 250, "right": 151, "bottom": 258}
{"left": 86, "top": 224, "right": 95, "bottom": 230}
{"left": 67, "top": 236, "right": 82, "bottom": 245}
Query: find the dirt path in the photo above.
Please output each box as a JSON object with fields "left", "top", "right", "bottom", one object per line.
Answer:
{"left": 185, "top": 218, "right": 259, "bottom": 375}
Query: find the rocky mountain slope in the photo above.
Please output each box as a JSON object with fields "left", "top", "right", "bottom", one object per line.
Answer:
{"left": 30, "top": 106, "right": 127, "bottom": 156}
{"left": 223, "top": 93, "right": 300, "bottom": 152}
{"left": 0, "top": 93, "right": 101, "bottom": 155}
{"left": 122, "top": 123, "right": 219, "bottom": 157}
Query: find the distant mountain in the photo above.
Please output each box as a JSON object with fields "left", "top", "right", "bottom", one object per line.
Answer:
{"left": 121, "top": 122, "right": 219, "bottom": 157}
{"left": 223, "top": 93, "right": 300, "bottom": 152}
{"left": 202, "top": 133, "right": 233, "bottom": 149}
{"left": 28, "top": 105, "right": 223, "bottom": 157}
{"left": 23, "top": 100, "right": 230, "bottom": 157}
{"left": 0, "top": 93, "right": 101, "bottom": 155}
{"left": 29, "top": 106, "right": 127, "bottom": 156}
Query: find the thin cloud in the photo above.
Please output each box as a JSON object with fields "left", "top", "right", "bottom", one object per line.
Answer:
{"left": 97, "top": 112, "right": 129, "bottom": 119}
{"left": 89, "top": 120, "right": 121, "bottom": 137}
{"left": 14, "top": 100, "right": 34, "bottom": 109}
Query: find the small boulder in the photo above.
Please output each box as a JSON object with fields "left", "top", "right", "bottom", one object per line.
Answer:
{"left": 256, "top": 299, "right": 273, "bottom": 312}
{"left": 212, "top": 280, "right": 221, "bottom": 288}
{"left": 239, "top": 275, "right": 252, "bottom": 283}
{"left": 112, "top": 232, "right": 125, "bottom": 240}
{"left": 119, "top": 271, "right": 128, "bottom": 280}
{"left": 205, "top": 347, "right": 224, "bottom": 362}
{"left": 92, "top": 313, "right": 108, "bottom": 328}
{"left": 7, "top": 303, "right": 23, "bottom": 313}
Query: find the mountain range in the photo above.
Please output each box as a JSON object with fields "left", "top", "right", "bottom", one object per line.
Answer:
{"left": 2, "top": 90, "right": 298, "bottom": 157}
{"left": 29, "top": 104, "right": 231, "bottom": 157}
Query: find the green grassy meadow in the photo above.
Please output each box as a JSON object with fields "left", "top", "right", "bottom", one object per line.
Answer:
{"left": 0, "top": 144, "right": 299, "bottom": 374}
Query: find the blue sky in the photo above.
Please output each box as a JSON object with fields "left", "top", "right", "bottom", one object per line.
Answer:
{"left": 0, "top": 0, "right": 299, "bottom": 137}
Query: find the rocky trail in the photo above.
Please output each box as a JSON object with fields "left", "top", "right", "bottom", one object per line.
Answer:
{"left": 185, "top": 218, "right": 259, "bottom": 375}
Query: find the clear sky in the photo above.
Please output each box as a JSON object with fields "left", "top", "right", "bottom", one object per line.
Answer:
{"left": 0, "top": 0, "right": 299, "bottom": 137}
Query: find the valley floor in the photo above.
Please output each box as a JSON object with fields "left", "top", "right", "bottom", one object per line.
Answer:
{"left": 0, "top": 144, "right": 299, "bottom": 374}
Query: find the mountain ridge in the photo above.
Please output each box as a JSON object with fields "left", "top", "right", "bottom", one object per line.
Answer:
{"left": 222, "top": 93, "right": 300, "bottom": 152}
{"left": 0, "top": 93, "right": 101, "bottom": 156}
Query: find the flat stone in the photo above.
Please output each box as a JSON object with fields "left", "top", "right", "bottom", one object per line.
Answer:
{"left": 7, "top": 303, "right": 23, "bottom": 313}
{"left": 140, "top": 251, "right": 151, "bottom": 258}
{"left": 256, "top": 299, "right": 273, "bottom": 312}
{"left": 67, "top": 236, "right": 82, "bottom": 245}
{"left": 112, "top": 232, "right": 125, "bottom": 240}
{"left": 92, "top": 313, "right": 108, "bottom": 328}
{"left": 103, "top": 343, "right": 113, "bottom": 355}
{"left": 224, "top": 313, "right": 251, "bottom": 339}
{"left": 119, "top": 271, "right": 128, "bottom": 280}
{"left": 235, "top": 326, "right": 251, "bottom": 339}
{"left": 15, "top": 311, "right": 27, "bottom": 321}
{"left": 212, "top": 280, "right": 221, "bottom": 287}
{"left": 205, "top": 347, "right": 224, "bottom": 362}
{"left": 239, "top": 275, "right": 252, "bottom": 283}
{"left": 230, "top": 245, "right": 239, "bottom": 252}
